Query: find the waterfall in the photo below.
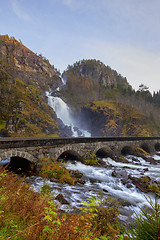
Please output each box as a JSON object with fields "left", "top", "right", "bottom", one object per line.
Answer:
{"left": 46, "top": 92, "right": 91, "bottom": 137}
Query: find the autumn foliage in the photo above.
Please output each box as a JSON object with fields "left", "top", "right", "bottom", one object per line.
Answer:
{"left": 0, "top": 167, "right": 124, "bottom": 240}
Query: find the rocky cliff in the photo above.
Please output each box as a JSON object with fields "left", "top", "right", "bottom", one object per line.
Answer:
{"left": 0, "top": 35, "right": 61, "bottom": 137}
{"left": 0, "top": 35, "right": 62, "bottom": 94}
{"left": 77, "top": 101, "right": 160, "bottom": 137}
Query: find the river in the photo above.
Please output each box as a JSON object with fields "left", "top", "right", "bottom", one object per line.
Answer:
{"left": 25, "top": 152, "right": 160, "bottom": 225}
{"left": 39, "top": 90, "right": 160, "bottom": 224}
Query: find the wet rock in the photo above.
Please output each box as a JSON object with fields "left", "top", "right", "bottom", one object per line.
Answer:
{"left": 119, "top": 205, "right": 132, "bottom": 215}
{"left": 75, "top": 178, "right": 85, "bottom": 184}
{"left": 71, "top": 170, "right": 83, "bottom": 179}
{"left": 143, "top": 156, "right": 157, "bottom": 165}
{"left": 127, "top": 183, "right": 133, "bottom": 188}
{"left": 144, "top": 168, "right": 149, "bottom": 172}
{"left": 73, "top": 127, "right": 83, "bottom": 137}
{"left": 112, "top": 170, "right": 117, "bottom": 177}
{"left": 98, "top": 158, "right": 107, "bottom": 166}
{"left": 55, "top": 194, "right": 69, "bottom": 205}
{"left": 121, "top": 179, "right": 127, "bottom": 185}
{"left": 128, "top": 175, "right": 150, "bottom": 193}
{"left": 71, "top": 170, "right": 86, "bottom": 184}
{"left": 102, "top": 188, "right": 108, "bottom": 193}
{"left": 118, "top": 157, "right": 130, "bottom": 163}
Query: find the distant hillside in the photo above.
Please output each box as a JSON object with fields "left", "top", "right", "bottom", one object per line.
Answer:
{"left": 0, "top": 35, "right": 61, "bottom": 137}
{"left": 60, "top": 59, "right": 132, "bottom": 105}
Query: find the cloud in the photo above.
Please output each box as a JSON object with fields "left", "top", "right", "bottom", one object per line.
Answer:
{"left": 84, "top": 39, "right": 160, "bottom": 93}
{"left": 61, "top": 0, "right": 90, "bottom": 11}
{"left": 10, "top": 0, "right": 32, "bottom": 22}
{"left": 62, "top": 0, "right": 73, "bottom": 7}
{"left": 61, "top": 0, "right": 78, "bottom": 10}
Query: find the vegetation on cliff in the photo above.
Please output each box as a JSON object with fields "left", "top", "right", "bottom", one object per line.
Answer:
{"left": 0, "top": 35, "right": 61, "bottom": 137}
{"left": 61, "top": 59, "right": 132, "bottom": 106}
{"left": 80, "top": 100, "right": 160, "bottom": 137}
{"left": 0, "top": 66, "right": 59, "bottom": 137}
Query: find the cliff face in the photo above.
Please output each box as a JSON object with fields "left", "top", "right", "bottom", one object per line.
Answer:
{"left": 78, "top": 101, "right": 160, "bottom": 137}
{"left": 0, "top": 35, "right": 62, "bottom": 94}
{"left": 0, "top": 35, "right": 61, "bottom": 137}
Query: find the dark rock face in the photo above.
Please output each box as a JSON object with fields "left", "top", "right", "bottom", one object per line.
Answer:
{"left": 77, "top": 107, "right": 106, "bottom": 137}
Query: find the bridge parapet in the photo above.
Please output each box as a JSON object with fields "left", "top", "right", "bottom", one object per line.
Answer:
{"left": 0, "top": 137, "right": 159, "bottom": 168}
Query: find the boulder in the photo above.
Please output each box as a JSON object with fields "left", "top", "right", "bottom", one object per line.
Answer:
{"left": 55, "top": 194, "right": 69, "bottom": 205}
{"left": 112, "top": 170, "right": 117, "bottom": 177}
{"left": 71, "top": 170, "right": 83, "bottom": 179}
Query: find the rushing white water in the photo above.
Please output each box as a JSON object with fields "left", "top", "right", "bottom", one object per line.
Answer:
{"left": 27, "top": 153, "right": 160, "bottom": 223}
{"left": 65, "top": 161, "right": 151, "bottom": 205}
{"left": 46, "top": 91, "right": 91, "bottom": 137}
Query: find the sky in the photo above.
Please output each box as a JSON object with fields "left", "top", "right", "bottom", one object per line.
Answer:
{"left": 1, "top": 0, "right": 160, "bottom": 93}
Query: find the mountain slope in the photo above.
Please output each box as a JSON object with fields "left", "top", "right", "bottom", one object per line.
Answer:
{"left": 60, "top": 59, "right": 132, "bottom": 105}
{"left": 0, "top": 35, "right": 61, "bottom": 137}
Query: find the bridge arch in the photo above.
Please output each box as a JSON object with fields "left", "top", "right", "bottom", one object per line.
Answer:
{"left": 140, "top": 143, "right": 150, "bottom": 154}
{"left": 0, "top": 150, "right": 37, "bottom": 163}
{"left": 95, "top": 147, "right": 112, "bottom": 158}
{"left": 155, "top": 142, "right": 160, "bottom": 151}
{"left": 0, "top": 150, "right": 37, "bottom": 173}
{"left": 121, "top": 146, "right": 133, "bottom": 155}
{"left": 57, "top": 150, "right": 83, "bottom": 162}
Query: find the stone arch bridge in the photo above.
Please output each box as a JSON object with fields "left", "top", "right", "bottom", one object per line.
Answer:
{"left": 0, "top": 136, "right": 160, "bottom": 172}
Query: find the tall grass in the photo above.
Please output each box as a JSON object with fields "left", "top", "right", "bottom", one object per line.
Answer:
{"left": 0, "top": 167, "right": 124, "bottom": 240}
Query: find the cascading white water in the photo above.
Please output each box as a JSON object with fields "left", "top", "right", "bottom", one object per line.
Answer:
{"left": 65, "top": 155, "right": 160, "bottom": 218}
{"left": 27, "top": 153, "right": 160, "bottom": 223}
{"left": 48, "top": 95, "right": 74, "bottom": 126}
{"left": 46, "top": 91, "right": 91, "bottom": 137}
